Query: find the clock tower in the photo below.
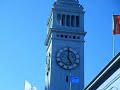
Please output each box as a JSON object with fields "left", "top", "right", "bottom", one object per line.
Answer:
{"left": 45, "top": 0, "right": 86, "bottom": 90}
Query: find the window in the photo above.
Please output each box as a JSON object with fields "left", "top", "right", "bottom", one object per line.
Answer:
{"left": 69, "top": 36, "right": 71, "bottom": 38}
{"left": 71, "top": 15, "right": 75, "bottom": 27}
{"left": 73, "top": 36, "right": 76, "bottom": 39}
{"left": 66, "top": 76, "right": 68, "bottom": 82}
{"left": 61, "top": 35, "right": 63, "bottom": 38}
{"left": 77, "top": 36, "right": 80, "bottom": 39}
{"left": 57, "top": 14, "right": 61, "bottom": 25}
{"left": 57, "top": 34, "right": 59, "bottom": 37}
{"left": 62, "top": 14, "right": 65, "bottom": 26}
{"left": 76, "top": 16, "right": 79, "bottom": 27}
{"left": 65, "top": 35, "right": 68, "bottom": 38}
{"left": 66, "top": 15, "right": 70, "bottom": 26}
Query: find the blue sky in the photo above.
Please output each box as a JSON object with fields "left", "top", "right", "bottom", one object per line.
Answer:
{"left": 0, "top": 0, "right": 120, "bottom": 90}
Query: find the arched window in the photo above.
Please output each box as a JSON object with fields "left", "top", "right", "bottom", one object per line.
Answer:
{"left": 71, "top": 15, "right": 75, "bottom": 27}
{"left": 57, "top": 14, "right": 61, "bottom": 25}
{"left": 62, "top": 14, "right": 65, "bottom": 26}
{"left": 76, "top": 16, "right": 79, "bottom": 27}
{"left": 66, "top": 15, "right": 70, "bottom": 26}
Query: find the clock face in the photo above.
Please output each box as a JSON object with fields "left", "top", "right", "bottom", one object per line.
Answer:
{"left": 56, "top": 47, "right": 79, "bottom": 70}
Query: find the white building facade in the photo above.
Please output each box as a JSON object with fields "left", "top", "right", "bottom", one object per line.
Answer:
{"left": 85, "top": 52, "right": 120, "bottom": 90}
{"left": 24, "top": 80, "right": 37, "bottom": 90}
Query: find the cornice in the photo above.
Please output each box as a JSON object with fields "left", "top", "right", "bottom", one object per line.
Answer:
{"left": 44, "top": 28, "right": 86, "bottom": 46}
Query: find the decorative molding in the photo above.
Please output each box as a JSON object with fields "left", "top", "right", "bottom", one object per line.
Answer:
{"left": 110, "top": 87, "right": 118, "bottom": 90}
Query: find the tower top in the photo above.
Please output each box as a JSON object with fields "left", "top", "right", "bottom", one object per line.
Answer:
{"left": 53, "top": 0, "right": 83, "bottom": 12}
{"left": 55, "top": 0, "right": 79, "bottom": 4}
{"left": 53, "top": 0, "right": 83, "bottom": 11}
{"left": 56, "top": 0, "right": 79, "bottom": 2}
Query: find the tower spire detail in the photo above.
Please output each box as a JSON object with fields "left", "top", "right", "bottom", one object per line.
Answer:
{"left": 56, "top": 0, "right": 79, "bottom": 2}
{"left": 53, "top": 0, "right": 82, "bottom": 10}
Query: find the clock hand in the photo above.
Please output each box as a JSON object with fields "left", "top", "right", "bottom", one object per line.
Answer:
{"left": 67, "top": 48, "right": 72, "bottom": 64}
{"left": 67, "top": 48, "right": 69, "bottom": 59}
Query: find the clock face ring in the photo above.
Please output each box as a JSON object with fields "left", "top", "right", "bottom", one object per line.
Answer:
{"left": 56, "top": 47, "right": 79, "bottom": 70}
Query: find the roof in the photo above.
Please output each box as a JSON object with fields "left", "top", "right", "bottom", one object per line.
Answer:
{"left": 84, "top": 52, "right": 120, "bottom": 90}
